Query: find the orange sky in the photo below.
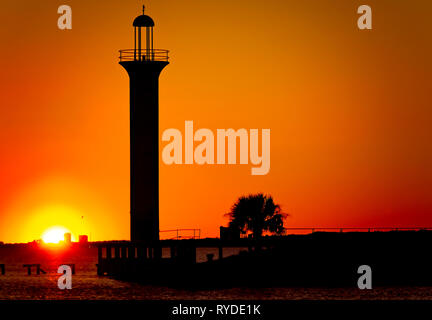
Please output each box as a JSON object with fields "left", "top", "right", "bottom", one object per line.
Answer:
{"left": 0, "top": 0, "right": 431, "bottom": 243}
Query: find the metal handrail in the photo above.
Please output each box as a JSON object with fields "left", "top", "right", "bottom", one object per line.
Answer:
{"left": 160, "top": 229, "right": 201, "bottom": 240}
{"left": 119, "top": 49, "right": 169, "bottom": 62}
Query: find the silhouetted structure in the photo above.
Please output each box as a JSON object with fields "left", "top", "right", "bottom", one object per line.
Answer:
{"left": 220, "top": 226, "right": 240, "bottom": 240}
{"left": 23, "top": 264, "right": 46, "bottom": 275}
{"left": 79, "top": 235, "right": 88, "bottom": 243}
{"left": 96, "top": 230, "right": 432, "bottom": 288}
{"left": 119, "top": 7, "right": 169, "bottom": 242}
{"left": 64, "top": 233, "right": 72, "bottom": 244}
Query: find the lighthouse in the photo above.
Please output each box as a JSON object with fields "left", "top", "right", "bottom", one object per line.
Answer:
{"left": 119, "top": 7, "right": 169, "bottom": 242}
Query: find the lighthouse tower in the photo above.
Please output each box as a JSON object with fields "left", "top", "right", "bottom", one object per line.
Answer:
{"left": 119, "top": 7, "right": 169, "bottom": 242}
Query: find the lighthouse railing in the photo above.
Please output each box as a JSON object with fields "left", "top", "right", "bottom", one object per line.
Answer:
{"left": 119, "top": 49, "right": 169, "bottom": 62}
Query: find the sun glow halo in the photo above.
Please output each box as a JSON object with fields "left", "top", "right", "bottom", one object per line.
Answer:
{"left": 41, "top": 226, "right": 72, "bottom": 244}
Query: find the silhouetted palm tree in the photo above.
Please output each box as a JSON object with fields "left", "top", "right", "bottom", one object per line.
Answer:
{"left": 226, "top": 193, "right": 286, "bottom": 239}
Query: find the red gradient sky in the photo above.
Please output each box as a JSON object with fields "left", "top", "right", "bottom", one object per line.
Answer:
{"left": 0, "top": 0, "right": 431, "bottom": 243}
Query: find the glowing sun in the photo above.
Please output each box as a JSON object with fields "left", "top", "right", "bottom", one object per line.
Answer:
{"left": 41, "top": 226, "right": 71, "bottom": 244}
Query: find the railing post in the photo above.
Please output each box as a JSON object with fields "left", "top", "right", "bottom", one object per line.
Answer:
{"left": 97, "top": 246, "right": 102, "bottom": 262}
{"left": 148, "top": 247, "right": 153, "bottom": 259}
{"left": 106, "top": 246, "right": 112, "bottom": 260}
{"left": 119, "top": 49, "right": 168, "bottom": 62}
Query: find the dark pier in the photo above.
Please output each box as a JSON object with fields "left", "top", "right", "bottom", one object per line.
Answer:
{"left": 95, "top": 230, "right": 432, "bottom": 287}
{"left": 96, "top": 241, "right": 199, "bottom": 277}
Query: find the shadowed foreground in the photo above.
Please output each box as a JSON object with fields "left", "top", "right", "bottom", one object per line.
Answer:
{"left": 98, "top": 231, "right": 432, "bottom": 288}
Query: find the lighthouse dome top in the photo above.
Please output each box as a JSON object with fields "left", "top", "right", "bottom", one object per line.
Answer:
{"left": 133, "top": 14, "right": 154, "bottom": 27}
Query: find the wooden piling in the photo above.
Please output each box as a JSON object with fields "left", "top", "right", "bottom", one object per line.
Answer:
{"left": 36, "top": 264, "right": 46, "bottom": 275}
{"left": 23, "top": 264, "right": 45, "bottom": 275}
{"left": 0, "top": 264, "right": 5, "bottom": 275}
{"left": 170, "top": 246, "right": 176, "bottom": 259}
{"left": 137, "top": 246, "right": 147, "bottom": 260}
{"left": 96, "top": 263, "right": 102, "bottom": 276}
{"left": 23, "top": 264, "right": 32, "bottom": 275}
{"left": 121, "top": 246, "right": 127, "bottom": 259}
{"left": 128, "top": 246, "right": 135, "bottom": 259}
{"left": 97, "top": 247, "right": 103, "bottom": 261}
{"left": 154, "top": 246, "right": 162, "bottom": 260}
